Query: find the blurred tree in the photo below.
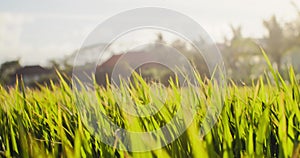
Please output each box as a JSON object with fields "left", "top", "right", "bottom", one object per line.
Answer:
{"left": 62, "top": 59, "right": 73, "bottom": 71}
{"left": 171, "top": 38, "right": 209, "bottom": 78}
{"left": 223, "top": 25, "right": 243, "bottom": 70}
{"left": 263, "top": 16, "right": 287, "bottom": 71}
{"left": 0, "top": 60, "right": 21, "bottom": 85}
{"left": 223, "top": 26, "right": 263, "bottom": 84}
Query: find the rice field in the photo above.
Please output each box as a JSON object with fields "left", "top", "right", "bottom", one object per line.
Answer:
{"left": 0, "top": 55, "right": 300, "bottom": 158}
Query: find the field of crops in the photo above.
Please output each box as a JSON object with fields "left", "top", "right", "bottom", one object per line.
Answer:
{"left": 0, "top": 56, "right": 300, "bottom": 158}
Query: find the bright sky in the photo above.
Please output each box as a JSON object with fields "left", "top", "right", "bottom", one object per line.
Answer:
{"left": 0, "top": 0, "right": 299, "bottom": 65}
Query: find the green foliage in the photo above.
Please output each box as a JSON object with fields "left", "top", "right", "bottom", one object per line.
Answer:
{"left": 0, "top": 60, "right": 300, "bottom": 157}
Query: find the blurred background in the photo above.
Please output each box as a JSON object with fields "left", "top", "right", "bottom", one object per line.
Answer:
{"left": 1, "top": 0, "right": 300, "bottom": 87}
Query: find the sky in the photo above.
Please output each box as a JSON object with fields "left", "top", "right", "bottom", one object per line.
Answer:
{"left": 0, "top": 0, "right": 299, "bottom": 66}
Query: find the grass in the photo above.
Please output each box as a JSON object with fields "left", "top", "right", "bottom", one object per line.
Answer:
{"left": 0, "top": 55, "right": 300, "bottom": 157}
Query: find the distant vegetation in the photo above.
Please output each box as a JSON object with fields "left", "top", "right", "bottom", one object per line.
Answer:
{"left": 2, "top": 11, "right": 300, "bottom": 86}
